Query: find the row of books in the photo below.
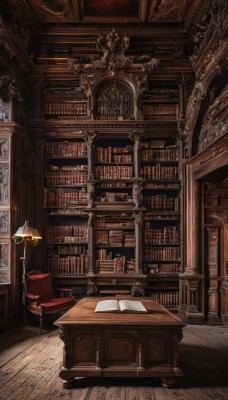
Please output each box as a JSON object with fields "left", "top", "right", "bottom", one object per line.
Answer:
{"left": 143, "top": 246, "right": 180, "bottom": 261}
{"left": 47, "top": 245, "right": 88, "bottom": 256}
{"left": 97, "top": 182, "right": 132, "bottom": 189}
{"left": 44, "top": 188, "right": 88, "bottom": 206}
{"left": 95, "top": 230, "right": 135, "bottom": 247}
{"left": 141, "top": 148, "right": 179, "bottom": 162}
{"left": 146, "top": 263, "right": 179, "bottom": 274}
{"left": 47, "top": 225, "right": 88, "bottom": 243}
{"left": 95, "top": 146, "right": 132, "bottom": 163}
{"left": 96, "top": 104, "right": 131, "bottom": 116}
{"left": 95, "top": 219, "right": 134, "bottom": 229}
{"left": 141, "top": 165, "right": 178, "bottom": 180}
{"left": 144, "top": 225, "right": 180, "bottom": 244}
{"left": 149, "top": 290, "right": 179, "bottom": 308}
{"left": 96, "top": 249, "right": 113, "bottom": 260}
{"left": 96, "top": 256, "right": 135, "bottom": 274}
{"left": 48, "top": 254, "right": 89, "bottom": 275}
{"left": 44, "top": 93, "right": 85, "bottom": 101}
{"left": 144, "top": 182, "right": 180, "bottom": 190}
{"left": 45, "top": 171, "right": 87, "bottom": 186}
{"left": 144, "top": 195, "right": 179, "bottom": 211}
{"left": 95, "top": 165, "right": 133, "bottom": 180}
{"left": 95, "top": 192, "right": 132, "bottom": 203}
{"left": 46, "top": 141, "right": 87, "bottom": 157}
{"left": 142, "top": 103, "right": 179, "bottom": 115}
{"left": 44, "top": 102, "right": 87, "bottom": 116}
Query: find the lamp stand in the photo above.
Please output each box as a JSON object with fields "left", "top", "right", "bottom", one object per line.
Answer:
{"left": 12, "top": 220, "right": 42, "bottom": 324}
{"left": 20, "top": 240, "right": 28, "bottom": 322}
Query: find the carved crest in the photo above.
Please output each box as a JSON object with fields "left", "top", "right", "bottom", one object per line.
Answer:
{"left": 68, "top": 29, "right": 159, "bottom": 74}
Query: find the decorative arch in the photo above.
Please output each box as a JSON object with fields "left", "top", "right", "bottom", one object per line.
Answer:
{"left": 93, "top": 76, "right": 136, "bottom": 120}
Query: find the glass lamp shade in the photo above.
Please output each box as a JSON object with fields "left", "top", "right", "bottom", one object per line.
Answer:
{"left": 12, "top": 221, "right": 42, "bottom": 242}
{"left": 13, "top": 221, "right": 33, "bottom": 238}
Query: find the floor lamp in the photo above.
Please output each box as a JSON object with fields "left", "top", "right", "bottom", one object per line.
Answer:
{"left": 12, "top": 220, "right": 42, "bottom": 319}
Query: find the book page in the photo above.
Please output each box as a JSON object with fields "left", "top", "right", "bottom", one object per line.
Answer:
{"left": 95, "top": 299, "right": 120, "bottom": 312}
{"left": 119, "top": 300, "right": 148, "bottom": 313}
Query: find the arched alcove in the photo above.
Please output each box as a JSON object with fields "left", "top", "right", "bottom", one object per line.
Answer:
{"left": 93, "top": 77, "right": 135, "bottom": 120}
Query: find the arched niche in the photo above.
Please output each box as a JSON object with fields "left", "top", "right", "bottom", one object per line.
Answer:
{"left": 93, "top": 76, "right": 136, "bottom": 120}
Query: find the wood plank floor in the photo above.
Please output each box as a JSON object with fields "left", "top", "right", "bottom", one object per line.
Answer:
{"left": 0, "top": 323, "right": 227, "bottom": 400}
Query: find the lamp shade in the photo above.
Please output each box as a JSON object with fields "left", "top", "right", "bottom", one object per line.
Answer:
{"left": 13, "top": 221, "right": 33, "bottom": 238}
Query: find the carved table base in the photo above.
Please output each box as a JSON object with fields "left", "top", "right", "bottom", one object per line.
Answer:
{"left": 55, "top": 297, "right": 185, "bottom": 389}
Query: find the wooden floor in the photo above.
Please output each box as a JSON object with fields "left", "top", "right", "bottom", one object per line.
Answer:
{"left": 0, "top": 322, "right": 228, "bottom": 400}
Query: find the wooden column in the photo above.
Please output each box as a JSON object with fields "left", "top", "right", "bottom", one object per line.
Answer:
{"left": 134, "top": 212, "right": 143, "bottom": 275}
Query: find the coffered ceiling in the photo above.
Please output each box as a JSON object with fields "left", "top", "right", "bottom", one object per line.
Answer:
{"left": 27, "top": 0, "right": 191, "bottom": 24}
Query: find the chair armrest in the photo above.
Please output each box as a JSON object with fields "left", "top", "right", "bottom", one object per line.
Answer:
{"left": 26, "top": 293, "right": 41, "bottom": 305}
{"left": 54, "top": 287, "right": 74, "bottom": 298}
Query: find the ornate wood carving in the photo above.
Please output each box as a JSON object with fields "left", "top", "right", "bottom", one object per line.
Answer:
{"left": 0, "top": 241, "right": 9, "bottom": 269}
{"left": 172, "top": 331, "right": 183, "bottom": 367}
{"left": 59, "top": 327, "right": 71, "bottom": 368}
{"left": 133, "top": 182, "right": 143, "bottom": 208}
{"left": 95, "top": 80, "right": 133, "bottom": 120}
{"left": 68, "top": 29, "right": 159, "bottom": 75}
{"left": 0, "top": 211, "right": 9, "bottom": 236}
{"left": 0, "top": 164, "right": 9, "bottom": 206}
{"left": 148, "top": 0, "right": 187, "bottom": 22}
{"left": 138, "top": 334, "right": 145, "bottom": 367}
{"left": 87, "top": 182, "right": 94, "bottom": 209}
{"left": 198, "top": 86, "right": 228, "bottom": 152}
{"left": 0, "top": 138, "right": 9, "bottom": 160}
{"left": 95, "top": 333, "right": 102, "bottom": 367}
{"left": 191, "top": 0, "right": 226, "bottom": 63}
{"left": 30, "top": 0, "right": 70, "bottom": 17}
{"left": 87, "top": 285, "right": 98, "bottom": 296}
{"left": 131, "top": 286, "right": 145, "bottom": 297}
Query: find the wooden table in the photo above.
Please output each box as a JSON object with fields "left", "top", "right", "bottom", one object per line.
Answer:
{"left": 55, "top": 297, "right": 185, "bottom": 389}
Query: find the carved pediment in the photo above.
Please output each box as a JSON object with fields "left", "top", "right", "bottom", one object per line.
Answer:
{"left": 68, "top": 29, "right": 159, "bottom": 74}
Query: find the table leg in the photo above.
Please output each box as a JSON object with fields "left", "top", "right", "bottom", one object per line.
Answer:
{"left": 161, "top": 378, "right": 175, "bottom": 388}
{"left": 61, "top": 379, "right": 75, "bottom": 389}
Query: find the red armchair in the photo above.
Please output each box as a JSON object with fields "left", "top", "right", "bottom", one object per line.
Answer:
{"left": 24, "top": 270, "right": 75, "bottom": 334}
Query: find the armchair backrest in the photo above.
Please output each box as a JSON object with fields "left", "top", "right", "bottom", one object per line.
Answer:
{"left": 25, "top": 271, "right": 55, "bottom": 299}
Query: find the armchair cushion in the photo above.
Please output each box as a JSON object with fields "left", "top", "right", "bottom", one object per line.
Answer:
{"left": 28, "top": 297, "right": 74, "bottom": 313}
{"left": 26, "top": 272, "right": 55, "bottom": 299}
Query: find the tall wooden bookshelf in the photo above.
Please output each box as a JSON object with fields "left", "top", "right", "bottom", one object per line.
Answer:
{"left": 141, "top": 137, "right": 181, "bottom": 310}
{"left": 42, "top": 124, "right": 181, "bottom": 309}
{"left": 41, "top": 47, "right": 182, "bottom": 309}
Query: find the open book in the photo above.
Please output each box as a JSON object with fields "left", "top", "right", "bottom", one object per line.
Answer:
{"left": 94, "top": 299, "right": 148, "bottom": 313}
